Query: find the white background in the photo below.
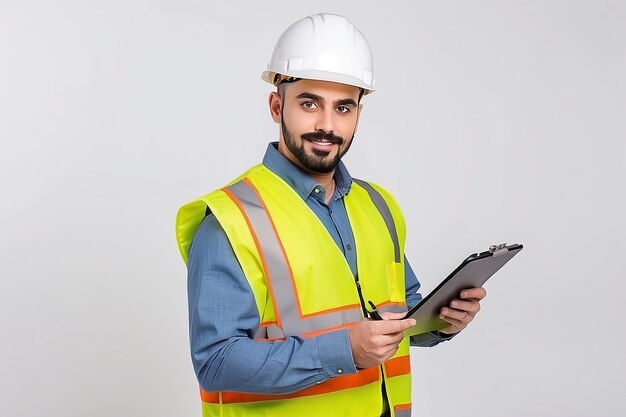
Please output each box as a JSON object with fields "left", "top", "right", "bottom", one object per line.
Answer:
{"left": 1, "top": 1, "right": 624, "bottom": 416}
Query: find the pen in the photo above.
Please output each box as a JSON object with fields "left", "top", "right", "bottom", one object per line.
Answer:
{"left": 367, "top": 300, "right": 383, "bottom": 320}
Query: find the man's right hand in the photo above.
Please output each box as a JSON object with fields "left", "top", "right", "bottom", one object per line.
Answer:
{"left": 348, "top": 313, "right": 416, "bottom": 369}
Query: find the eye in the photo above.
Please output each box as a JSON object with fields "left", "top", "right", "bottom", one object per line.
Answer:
{"left": 337, "top": 105, "right": 351, "bottom": 114}
{"left": 301, "top": 101, "right": 318, "bottom": 110}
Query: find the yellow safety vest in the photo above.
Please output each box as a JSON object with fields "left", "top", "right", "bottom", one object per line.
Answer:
{"left": 176, "top": 164, "right": 412, "bottom": 417}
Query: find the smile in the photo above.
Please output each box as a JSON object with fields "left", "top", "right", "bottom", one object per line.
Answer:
{"left": 309, "top": 139, "right": 337, "bottom": 147}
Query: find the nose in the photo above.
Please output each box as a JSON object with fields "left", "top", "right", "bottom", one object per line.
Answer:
{"left": 314, "top": 107, "right": 336, "bottom": 134}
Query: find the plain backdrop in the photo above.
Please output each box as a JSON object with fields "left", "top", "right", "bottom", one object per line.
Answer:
{"left": 1, "top": 1, "right": 624, "bottom": 416}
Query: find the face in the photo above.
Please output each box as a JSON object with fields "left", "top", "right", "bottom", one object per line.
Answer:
{"left": 270, "top": 79, "right": 363, "bottom": 174}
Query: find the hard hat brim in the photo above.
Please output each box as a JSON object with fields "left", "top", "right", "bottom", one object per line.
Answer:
{"left": 261, "top": 70, "right": 375, "bottom": 95}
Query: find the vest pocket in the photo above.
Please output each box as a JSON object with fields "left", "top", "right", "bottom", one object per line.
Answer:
{"left": 386, "top": 262, "right": 405, "bottom": 302}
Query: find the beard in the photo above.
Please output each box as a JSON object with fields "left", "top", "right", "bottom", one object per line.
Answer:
{"left": 281, "top": 117, "right": 354, "bottom": 174}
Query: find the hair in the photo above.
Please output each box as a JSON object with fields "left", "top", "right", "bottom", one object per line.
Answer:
{"left": 277, "top": 82, "right": 286, "bottom": 108}
{"left": 357, "top": 88, "right": 365, "bottom": 103}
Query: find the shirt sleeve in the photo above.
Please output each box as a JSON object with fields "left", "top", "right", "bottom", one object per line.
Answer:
{"left": 187, "top": 215, "right": 357, "bottom": 394}
{"left": 404, "top": 255, "right": 456, "bottom": 347}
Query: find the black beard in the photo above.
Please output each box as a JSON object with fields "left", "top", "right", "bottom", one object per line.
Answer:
{"left": 281, "top": 118, "right": 353, "bottom": 174}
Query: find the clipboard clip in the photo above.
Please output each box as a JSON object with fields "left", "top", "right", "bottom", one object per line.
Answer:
{"left": 489, "top": 243, "right": 508, "bottom": 257}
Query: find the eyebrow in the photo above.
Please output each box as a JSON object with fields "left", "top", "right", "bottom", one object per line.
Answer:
{"left": 335, "top": 98, "right": 358, "bottom": 107}
{"left": 295, "top": 92, "right": 358, "bottom": 107}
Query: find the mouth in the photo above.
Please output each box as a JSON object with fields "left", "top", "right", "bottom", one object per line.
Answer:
{"left": 307, "top": 138, "right": 337, "bottom": 148}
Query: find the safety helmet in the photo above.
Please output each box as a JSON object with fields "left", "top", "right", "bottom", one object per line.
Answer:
{"left": 261, "top": 13, "right": 375, "bottom": 94}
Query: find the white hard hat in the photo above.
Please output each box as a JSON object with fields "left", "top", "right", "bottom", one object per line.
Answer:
{"left": 261, "top": 13, "right": 375, "bottom": 94}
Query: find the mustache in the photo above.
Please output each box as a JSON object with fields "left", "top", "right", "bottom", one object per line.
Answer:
{"left": 300, "top": 131, "right": 344, "bottom": 145}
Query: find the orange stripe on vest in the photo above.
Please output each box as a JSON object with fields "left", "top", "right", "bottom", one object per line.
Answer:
{"left": 200, "top": 366, "right": 379, "bottom": 404}
{"left": 383, "top": 355, "right": 411, "bottom": 378}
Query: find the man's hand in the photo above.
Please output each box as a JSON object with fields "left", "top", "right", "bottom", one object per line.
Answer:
{"left": 349, "top": 313, "right": 415, "bottom": 369}
{"left": 438, "top": 287, "right": 487, "bottom": 335}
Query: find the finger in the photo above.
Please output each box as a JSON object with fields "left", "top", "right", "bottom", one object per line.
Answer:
{"left": 377, "top": 318, "right": 416, "bottom": 334}
{"left": 438, "top": 314, "right": 465, "bottom": 332}
{"left": 380, "top": 312, "right": 406, "bottom": 321}
{"left": 460, "top": 287, "right": 487, "bottom": 300}
{"left": 450, "top": 299, "right": 481, "bottom": 315}
{"left": 378, "top": 330, "right": 406, "bottom": 347}
{"left": 440, "top": 307, "right": 473, "bottom": 322}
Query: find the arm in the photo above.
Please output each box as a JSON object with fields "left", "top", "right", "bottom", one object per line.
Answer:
{"left": 187, "top": 215, "right": 356, "bottom": 394}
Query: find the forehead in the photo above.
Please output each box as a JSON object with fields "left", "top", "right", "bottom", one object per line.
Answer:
{"left": 284, "top": 79, "right": 361, "bottom": 101}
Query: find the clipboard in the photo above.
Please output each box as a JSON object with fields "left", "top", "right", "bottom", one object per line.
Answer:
{"left": 403, "top": 243, "right": 523, "bottom": 336}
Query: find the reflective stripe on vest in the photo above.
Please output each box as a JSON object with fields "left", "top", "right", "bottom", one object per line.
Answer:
{"left": 352, "top": 178, "right": 401, "bottom": 263}
{"left": 378, "top": 304, "right": 408, "bottom": 314}
{"left": 394, "top": 403, "right": 412, "bottom": 417}
{"left": 224, "top": 178, "right": 363, "bottom": 339}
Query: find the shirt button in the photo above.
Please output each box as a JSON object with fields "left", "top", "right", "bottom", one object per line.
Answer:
{"left": 314, "top": 188, "right": 320, "bottom": 194}
{"left": 346, "top": 244, "right": 352, "bottom": 251}
{"left": 337, "top": 369, "right": 343, "bottom": 374}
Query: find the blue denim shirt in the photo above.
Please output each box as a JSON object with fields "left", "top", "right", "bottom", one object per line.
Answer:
{"left": 187, "top": 142, "right": 450, "bottom": 394}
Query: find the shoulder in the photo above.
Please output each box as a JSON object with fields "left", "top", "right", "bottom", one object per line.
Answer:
{"left": 188, "top": 214, "right": 231, "bottom": 261}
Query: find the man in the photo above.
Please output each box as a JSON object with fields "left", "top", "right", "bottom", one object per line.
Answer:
{"left": 176, "top": 13, "right": 486, "bottom": 417}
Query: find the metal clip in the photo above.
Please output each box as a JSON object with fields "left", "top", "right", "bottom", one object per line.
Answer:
{"left": 489, "top": 243, "right": 508, "bottom": 257}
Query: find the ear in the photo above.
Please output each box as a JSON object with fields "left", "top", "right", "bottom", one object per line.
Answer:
{"left": 353, "top": 103, "right": 364, "bottom": 134}
{"left": 268, "top": 92, "right": 282, "bottom": 123}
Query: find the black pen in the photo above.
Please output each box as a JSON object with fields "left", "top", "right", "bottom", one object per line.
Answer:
{"left": 367, "top": 300, "right": 383, "bottom": 320}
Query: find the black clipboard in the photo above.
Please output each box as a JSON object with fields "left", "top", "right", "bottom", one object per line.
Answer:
{"left": 404, "top": 243, "right": 523, "bottom": 336}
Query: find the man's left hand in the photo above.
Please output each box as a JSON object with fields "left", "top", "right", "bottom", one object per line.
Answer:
{"left": 438, "top": 287, "right": 487, "bottom": 335}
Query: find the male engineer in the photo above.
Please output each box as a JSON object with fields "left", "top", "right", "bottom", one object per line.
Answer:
{"left": 175, "top": 13, "right": 486, "bottom": 417}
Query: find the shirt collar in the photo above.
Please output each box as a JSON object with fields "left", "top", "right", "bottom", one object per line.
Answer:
{"left": 262, "top": 142, "right": 353, "bottom": 201}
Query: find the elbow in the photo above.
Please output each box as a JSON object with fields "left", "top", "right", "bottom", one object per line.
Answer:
{"left": 193, "top": 351, "right": 226, "bottom": 392}
{"left": 193, "top": 341, "right": 243, "bottom": 392}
